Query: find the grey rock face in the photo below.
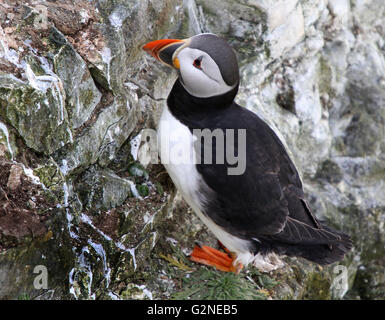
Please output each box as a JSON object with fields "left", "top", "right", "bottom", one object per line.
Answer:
{"left": 0, "top": 0, "right": 384, "bottom": 299}
{"left": 53, "top": 33, "right": 102, "bottom": 130}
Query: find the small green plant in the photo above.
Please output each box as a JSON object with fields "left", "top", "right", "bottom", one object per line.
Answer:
{"left": 136, "top": 184, "right": 149, "bottom": 197}
{"left": 248, "top": 268, "right": 280, "bottom": 290}
{"left": 172, "top": 268, "right": 269, "bottom": 300}
{"left": 17, "top": 293, "right": 31, "bottom": 300}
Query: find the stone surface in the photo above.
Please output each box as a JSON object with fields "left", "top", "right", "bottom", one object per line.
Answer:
{"left": 0, "top": 0, "right": 384, "bottom": 300}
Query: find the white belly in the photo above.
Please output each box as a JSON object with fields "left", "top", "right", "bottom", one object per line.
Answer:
{"left": 157, "top": 106, "right": 201, "bottom": 206}
{"left": 157, "top": 106, "right": 250, "bottom": 253}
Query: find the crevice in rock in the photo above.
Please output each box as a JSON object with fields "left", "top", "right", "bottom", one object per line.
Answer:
{"left": 74, "top": 87, "right": 114, "bottom": 137}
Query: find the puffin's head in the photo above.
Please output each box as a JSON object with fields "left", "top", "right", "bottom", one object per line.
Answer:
{"left": 143, "top": 33, "right": 239, "bottom": 98}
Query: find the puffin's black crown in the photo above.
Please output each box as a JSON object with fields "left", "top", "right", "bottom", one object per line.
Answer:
{"left": 190, "top": 34, "right": 239, "bottom": 87}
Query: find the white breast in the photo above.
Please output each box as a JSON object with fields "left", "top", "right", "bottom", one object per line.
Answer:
{"left": 157, "top": 106, "right": 201, "bottom": 206}
{"left": 157, "top": 106, "right": 251, "bottom": 255}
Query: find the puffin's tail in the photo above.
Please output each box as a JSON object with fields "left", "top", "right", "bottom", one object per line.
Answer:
{"left": 258, "top": 224, "right": 352, "bottom": 265}
{"left": 283, "top": 226, "right": 352, "bottom": 265}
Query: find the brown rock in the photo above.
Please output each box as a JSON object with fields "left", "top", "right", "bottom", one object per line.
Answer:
{"left": 6, "top": 165, "right": 23, "bottom": 191}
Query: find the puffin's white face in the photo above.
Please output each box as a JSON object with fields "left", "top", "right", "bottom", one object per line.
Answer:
{"left": 176, "top": 47, "right": 234, "bottom": 98}
{"left": 143, "top": 33, "right": 239, "bottom": 98}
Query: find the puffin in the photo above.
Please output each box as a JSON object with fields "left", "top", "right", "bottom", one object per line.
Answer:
{"left": 143, "top": 33, "right": 352, "bottom": 273}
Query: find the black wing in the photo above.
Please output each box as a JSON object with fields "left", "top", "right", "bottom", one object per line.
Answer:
{"left": 195, "top": 104, "right": 339, "bottom": 244}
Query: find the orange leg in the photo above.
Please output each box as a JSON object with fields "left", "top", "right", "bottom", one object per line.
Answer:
{"left": 189, "top": 244, "right": 243, "bottom": 274}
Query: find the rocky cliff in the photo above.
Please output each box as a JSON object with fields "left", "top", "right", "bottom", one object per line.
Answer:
{"left": 0, "top": 0, "right": 384, "bottom": 299}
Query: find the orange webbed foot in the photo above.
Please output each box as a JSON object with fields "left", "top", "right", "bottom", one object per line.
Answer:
{"left": 189, "top": 244, "right": 243, "bottom": 274}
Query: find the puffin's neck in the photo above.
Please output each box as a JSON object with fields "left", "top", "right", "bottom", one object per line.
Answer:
{"left": 167, "top": 79, "right": 238, "bottom": 128}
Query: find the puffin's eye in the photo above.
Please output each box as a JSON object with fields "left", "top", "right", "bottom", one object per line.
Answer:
{"left": 193, "top": 57, "right": 203, "bottom": 70}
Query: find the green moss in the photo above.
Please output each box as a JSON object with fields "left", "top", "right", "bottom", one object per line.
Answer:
{"left": 25, "top": 55, "right": 46, "bottom": 76}
{"left": 253, "top": 270, "right": 280, "bottom": 290}
{"left": 0, "top": 90, "right": 10, "bottom": 117}
{"left": 33, "top": 163, "right": 62, "bottom": 189}
{"left": 79, "top": 89, "right": 95, "bottom": 109}
{"left": 303, "top": 272, "right": 332, "bottom": 300}
{"left": 315, "top": 159, "right": 343, "bottom": 184}
{"left": 120, "top": 284, "right": 150, "bottom": 300}
{"left": 7, "top": 87, "right": 35, "bottom": 117}
{"left": 17, "top": 293, "right": 31, "bottom": 300}
{"left": 264, "top": 43, "right": 271, "bottom": 60}
{"left": 318, "top": 57, "right": 333, "bottom": 96}
{"left": 155, "top": 182, "right": 164, "bottom": 195}
{"left": 89, "top": 67, "right": 110, "bottom": 91}
{"left": 137, "top": 184, "right": 149, "bottom": 197}
{"left": 2, "top": 80, "right": 71, "bottom": 155}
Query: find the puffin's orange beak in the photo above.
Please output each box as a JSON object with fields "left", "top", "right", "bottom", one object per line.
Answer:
{"left": 142, "top": 38, "right": 187, "bottom": 69}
